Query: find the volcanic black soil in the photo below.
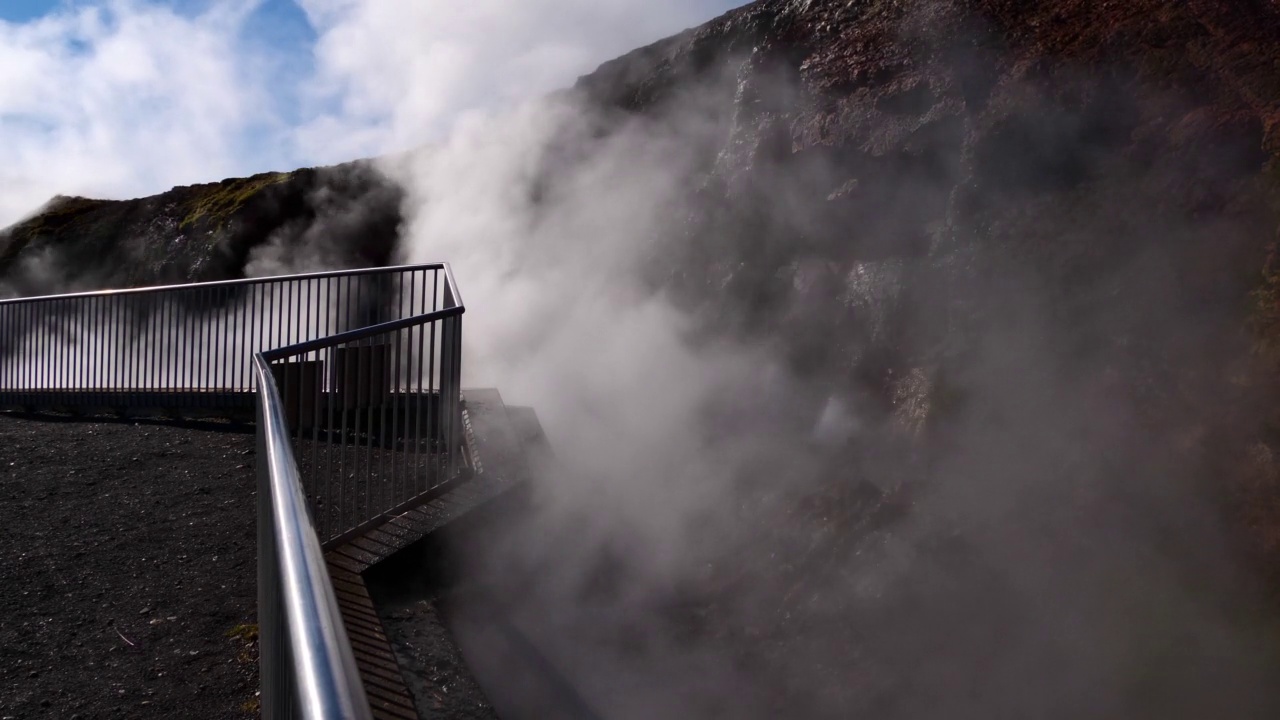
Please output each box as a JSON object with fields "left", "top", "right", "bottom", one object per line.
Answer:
{"left": 0, "top": 414, "right": 259, "bottom": 719}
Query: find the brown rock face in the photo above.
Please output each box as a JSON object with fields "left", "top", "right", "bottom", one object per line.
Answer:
{"left": 570, "top": 0, "right": 1280, "bottom": 585}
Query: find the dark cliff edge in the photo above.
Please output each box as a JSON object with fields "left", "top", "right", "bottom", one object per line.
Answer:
{"left": 0, "top": 160, "right": 403, "bottom": 294}
{"left": 7, "top": 0, "right": 1280, "bottom": 714}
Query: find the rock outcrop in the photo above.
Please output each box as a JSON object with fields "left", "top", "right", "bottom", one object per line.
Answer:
{"left": 0, "top": 161, "right": 402, "bottom": 295}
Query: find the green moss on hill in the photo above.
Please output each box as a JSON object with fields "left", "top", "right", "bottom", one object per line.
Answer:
{"left": 179, "top": 171, "right": 294, "bottom": 231}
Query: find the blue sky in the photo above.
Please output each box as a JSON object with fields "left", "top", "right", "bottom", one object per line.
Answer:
{"left": 0, "top": 1, "right": 317, "bottom": 116}
{"left": 0, "top": 0, "right": 746, "bottom": 224}
{"left": 0, "top": 0, "right": 313, "bottom": 31}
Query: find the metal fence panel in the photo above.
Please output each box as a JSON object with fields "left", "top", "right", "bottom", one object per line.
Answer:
{"left": 0, "top": 263, "right": 467, "bottom": 720}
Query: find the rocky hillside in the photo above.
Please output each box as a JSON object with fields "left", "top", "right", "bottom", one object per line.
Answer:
{"left": 0, "top": 161, "right": 402, "bottom": 296}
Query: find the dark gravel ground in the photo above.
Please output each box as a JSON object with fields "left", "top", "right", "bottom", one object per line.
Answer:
{"left": 0, "top": 413, "right": 259, "bottom": 719}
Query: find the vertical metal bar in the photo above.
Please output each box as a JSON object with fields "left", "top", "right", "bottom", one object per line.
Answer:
{"left": 65, "top": 297, "right": 74, "bottom": 394}
{"left": 455, "top": 316, "right": 461, "bottom": 477}
{"left": 381, "top": 273, "right": 399, "bottom": 504}
{"left": 401, "top": 276, "right": 415, "bottom": 492}
{"left": 358, "top": 279, "right": 373, "bottom": 524}
{"left": 172, "top": 291, "right": 180, "bottom": 395}
{"left": 156, "top": 293, "right": 165, "bottom": 394}
{"left": 52, "top": 299, "right": 60, "bottom": 394}
{"left": 8, "top": 304, "right": 15, "bottom": 398}
{"left": 188, "top": 288, "right": 198, "bottom": 409}
{"left": 88, "top": 296, "right": 97, "bottom": 406}
{"left": 165, "top": 291, "right": 175, "bottom": 393}
{"left": 202, "top": 286, "right": 213, "bottom": 403}
{"left": 322, "top": 278, "right": 335, "bottom": 541}
{"left": 181, "top": 289, "right": 188, "bottom": 396}
{"left": 1, "top": 305, "right": 9, "bottom": 402}
{"left": 222, "top": 286, "right": 232, "bottom": 396}
{"left": 442, "top": 275, "right": 454, "bottom": 479}
{"left": 126, "top": 295, "right": 137, "bottom": 395}
{"left": 31, "top": 300, "right": 38, "bottom": 397}
{"left": 426, "top": 272, "right": 438, "bottom": 489}
{"left": 72, "top": 298, "right": 79, "bottom": 397}
{"left": 19, "top": 302, "right": 27, "bottom": 400}
{"left": 139, "top": 294, "right": 149, "bottom": 395}
{"left": 302, "top": 279, "right": 317, "bottom": 507}
{"left": 113, "top": 295, "right": 123, "bottom": 396}
{"left": 22, "top": 301, "right": 28, "bottom": 398}
{"left": 120, "top": 294, "right": 129, "bottom": 397}
{"left": 176, "top": 291, "right": 185, "bottom": 406}
{"left": 48, "top": 302, "right": 55, "bottom": 392}
{"left": 272, "top": 281, "right": 281, "bottom": 362}
{"left": 170, "top": 291, "right": 180, "bottom": 396}
{"left": 99, "top": 294, "right": 107, "bottom": 400}
{"left": 146, "top": 293, "right": 157, "bottom": 393}
{"left": 33, "top": 301, "right": 40, "bottom": 394}
{"left": 69, "top": 299, "right": 77, "bottom": 405}
{"left": 336, "top": 276, "right": 349, "bottom": 538}
{"left": 167, "top": 292, "right": 175, "bottom": 400}
{"left": 51, "top": 299, "right": 60, "bottom": 394}
{"left": 103, "top": 289, "right": 112, "bottom": 399}
{"left": 232, "top": 284, "right": 241, "bottom": 392}
{"left": 19, "top": 301, "right": 26, "bottom": 398}
{"left": 1, "top": 305, "right": 8, "bottom": 402}
{"left": 254, "top": 284, "right": 264, "bottom": 385}
{"left": 418, "top": 317, "right": 429, "bottom": 494}
{"left": 15, "top": 303, "right": 22, "bottom": 398}
{"left": 106, "top": 292, "right": 115, "bottom": 397}
{"left": 213, "top": 286, "right": 222, "bottom": 400}
{"left": 1, "top": 305, "right": 8, "bottom": 398}
{"left": 31, "top": 301, "right": 39, "bottom": 392}
{"left": 353, "top": 275, "right": 365, "bottom": 526}
{"left": 165, "top": 292, "right": 173, "bottom": 395}
{"left": 20, "top": 301, "right": 26, "bottom": 399}
{"left": 137, "top": 295, "right": 148, "bottom": 395}
{"left": 7, "top": 304, "right": 12, "bottom": 398}
{"left": 389, "top": 324, "right": 402, "bottom": 506}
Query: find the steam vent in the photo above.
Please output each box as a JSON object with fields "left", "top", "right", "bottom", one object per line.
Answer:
{"left": 4, "top": 0, "right": 1280, "bottom": 718}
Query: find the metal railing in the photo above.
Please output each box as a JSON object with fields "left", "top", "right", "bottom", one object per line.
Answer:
{"left": 261, "top": 273, "right": 464, "bottom": 546}
{"left": 256, "top": 355, "right": 371, "bottom": 720}
{"left": 0, "top": 263, "right": 468, "bottom": 720}
{"left": 0, "top": 265, "right": 447, "bottom": 414}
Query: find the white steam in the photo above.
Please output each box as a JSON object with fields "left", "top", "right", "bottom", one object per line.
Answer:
{"left": 294, "top": 0, "right": 734, "bottom": 160}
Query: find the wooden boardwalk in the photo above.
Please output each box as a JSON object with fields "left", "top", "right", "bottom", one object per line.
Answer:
{"left": 322, "top": 388, "right": 540, "bottom": 720}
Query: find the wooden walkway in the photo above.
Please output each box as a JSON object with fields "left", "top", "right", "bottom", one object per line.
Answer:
{"left": 322, "top": 388, "right": 539, "bottom": 720}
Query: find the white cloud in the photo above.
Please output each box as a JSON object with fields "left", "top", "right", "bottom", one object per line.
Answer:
{"left": 294, "top": 0, "right": 731, "bottom": 161}
{"left": 0, "top": 0, "right": 286, "bottom": 226}
{"left": 0, "top": 0, "right": 739, "bottom": 227}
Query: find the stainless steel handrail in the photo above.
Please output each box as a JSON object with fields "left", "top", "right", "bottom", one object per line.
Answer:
{"left": 260, "top": 305, "right": 462, "bottom": 362}
{"left": 256, "top": 355, "right": 371, "bottom": 720}
{"left": 0, "top": 263, "right": 451, "bottom": 306}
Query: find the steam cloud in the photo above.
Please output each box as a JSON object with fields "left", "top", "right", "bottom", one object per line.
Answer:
{"left": 372, "top": 7, "right": 1280, "bottom": 720}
